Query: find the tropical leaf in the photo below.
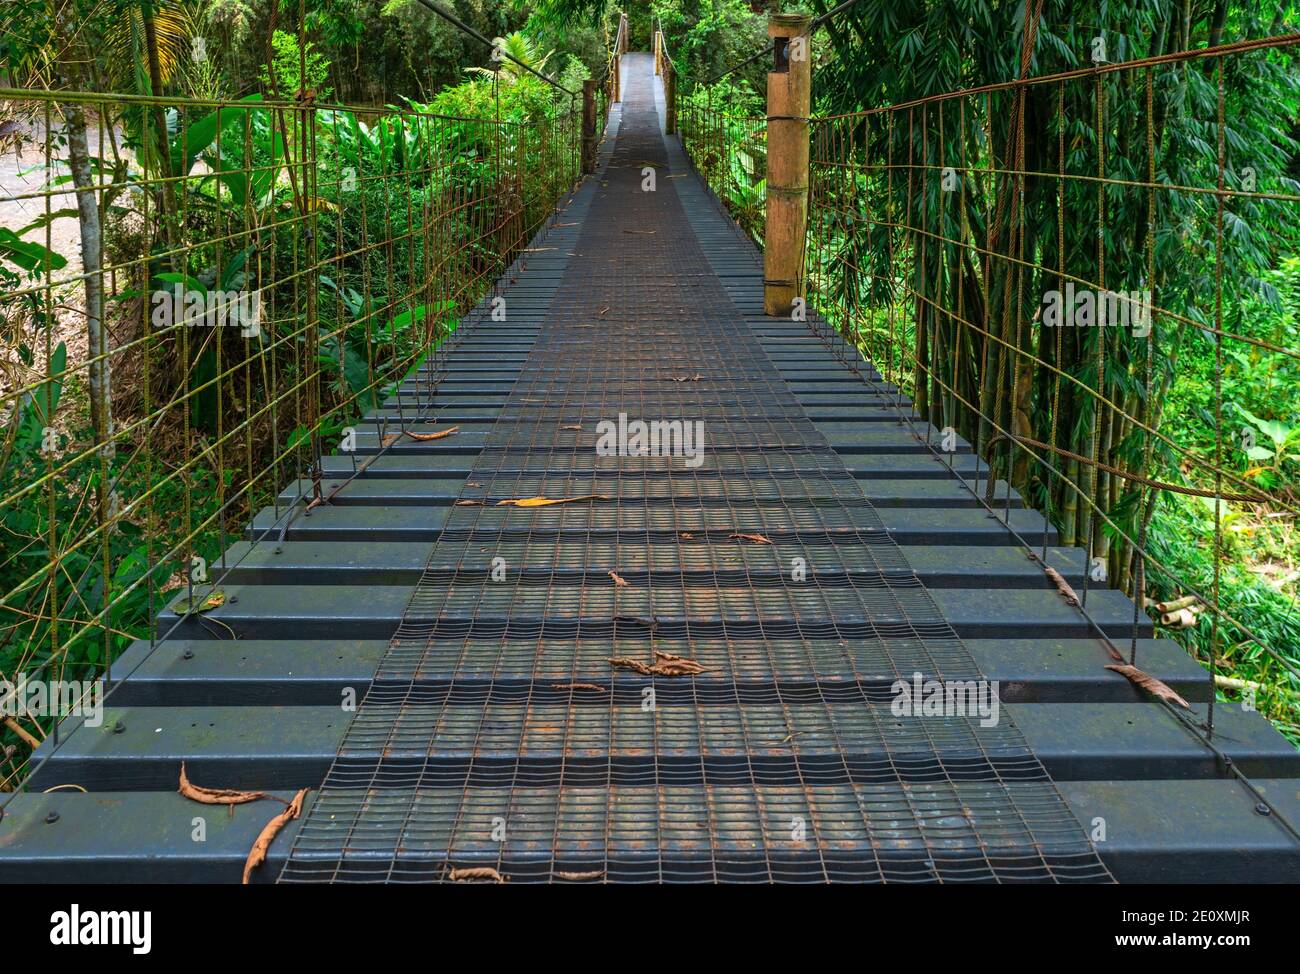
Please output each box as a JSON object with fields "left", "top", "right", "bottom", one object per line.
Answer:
{"left": 105, "top": 1, "right": 195, "bottom": 91}
{"left": 0, "top": 228, "right": 67, "bottom": 273}
{"left": 169, "top": 94, "right": 266, "bottom": 177}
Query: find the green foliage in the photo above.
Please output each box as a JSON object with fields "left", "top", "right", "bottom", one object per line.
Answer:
{"left": 465, "top": 31, "right": 554, "bottom": 82}
{"left": 681, "top": 79, "right": 766, "bottom": 239}
{"left": 2, "top": 9, "right": 585, "bottom": 777}
{"left": 258, "top": 28, "right": 333, "bottom": 98}
{"left": 679, "top": 0, "right": 1300, "bottom": 742}
{"left": 1146, "top": 495, "right": 1300, "bottom": 742}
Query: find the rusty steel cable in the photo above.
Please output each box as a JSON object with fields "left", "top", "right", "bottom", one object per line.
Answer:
{"left": 0, "top": 77, "right": 582, "bottom": 798}
{"left": 679, "top": 30, "right": 1300, "bottom": 827}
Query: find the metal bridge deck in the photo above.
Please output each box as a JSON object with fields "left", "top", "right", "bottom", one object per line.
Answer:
{"left": 2, "top": 54, "right": 1298, "bottom": 883}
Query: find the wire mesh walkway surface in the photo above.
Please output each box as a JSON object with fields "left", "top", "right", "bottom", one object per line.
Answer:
{"left": 4, "top": 55, "right": 1300, "bottom": 884}
{"left": 279, "top": 53, "right": 1108, "bottom": 883}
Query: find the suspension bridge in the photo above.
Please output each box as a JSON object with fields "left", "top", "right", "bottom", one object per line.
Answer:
{"left": 1, "top": 27, "right": 1299, "bottom": 883}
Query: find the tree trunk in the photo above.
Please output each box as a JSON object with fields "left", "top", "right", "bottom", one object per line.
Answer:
{"left": 63, "top": 104, "right": 111, "bottom": 452}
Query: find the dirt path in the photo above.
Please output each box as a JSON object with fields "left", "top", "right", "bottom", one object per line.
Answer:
{"left": 1, "top": 114, "right": 133, "bottom": 403}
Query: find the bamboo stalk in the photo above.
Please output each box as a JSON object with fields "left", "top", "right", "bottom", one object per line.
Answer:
{"left": 763, "top": 11, "right": 812, "bottom": 316}
{"left": 1214, "top": 675, "right": 1261, "bottom": 692}
{"left": 3, "top": 716, "right": 41, "bottom": 750}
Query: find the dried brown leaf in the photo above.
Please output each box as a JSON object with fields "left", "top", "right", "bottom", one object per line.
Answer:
{"left": 551, "top": 682, "right": 606, "bottom": 692}
{"left": 729, "top": 532, "right": 773, "bottom": 545}
{"left": 652, "top": 650, "right": 709, "bottom": 674}
{"left": 561, "top": 424, "right": 583, "bottom": 431}
{"left": 454, "top": 499, "right": 484, "bottom": 506}
{"left": 609, "top": 570, "right": 629, "bottom": 587}
{"left": 380, "top": 433, "right": 400, "bottom": 448}
{"left": 608, "top": 651, "right": 708, "bottom": 677}
{"left": 178, "top": 762, "right": 267, "bottom": 805}
{"left": 1104, "top": 664, "right": 1191, "bottom": 709}
{"left": 1042, "top": 564, "right": 1079, "bottom": 605}
{"left": 556, "top": 870, "right": 604, "bottom": 881}
{"left": 448, "top": 866, "right": 506, "bottom": 883}
{"left": 242, "top": 788, "right": 308, "bottom": 884}
{"left": 403, "top": 426, "right": 459, "bottom": 441}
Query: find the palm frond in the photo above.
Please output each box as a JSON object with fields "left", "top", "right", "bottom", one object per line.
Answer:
{"left": 104, "top": 1, "right": 195, "bottom": 91}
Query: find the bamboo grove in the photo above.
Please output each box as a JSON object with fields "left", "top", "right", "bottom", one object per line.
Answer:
{"left": 679, "top": 3, "right": 1300, "bottom": 734}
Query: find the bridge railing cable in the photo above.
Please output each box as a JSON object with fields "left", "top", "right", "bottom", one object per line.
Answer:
{"left": 0, "top": 23, "right": 584, "bottom": 798}
{"left": 676, "top": 19, "right": 1300, "bottom": 794}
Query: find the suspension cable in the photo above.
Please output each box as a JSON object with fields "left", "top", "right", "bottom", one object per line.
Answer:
{"left": 701, "top": 0, "right": 867, "bottom": 86}
{"left": 411, "top": 0, "right": 578, "bottom": 95}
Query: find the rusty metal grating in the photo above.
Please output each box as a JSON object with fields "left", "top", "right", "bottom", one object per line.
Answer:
{"left": 279, "top": 55, "right": 1111, "bottom": 884}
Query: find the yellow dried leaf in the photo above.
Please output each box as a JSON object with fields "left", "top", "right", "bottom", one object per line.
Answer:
{"left": 496, "top": 494, "right": 608, "bottom": 508}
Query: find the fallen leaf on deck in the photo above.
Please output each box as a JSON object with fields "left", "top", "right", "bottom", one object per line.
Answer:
{"left": 561, "top": 424, "right": 583, "bottom": 431}
{"left": 403, "top": 426, "right": 459, "bottom": 441}
{"left": 381, "top": 433, "right": 400, "bottom": 448}
{"left": 1104, "top": 664, "right": 1191, "bottom": 709}
{"left": 729, "top": 533, "right": 773, "bottom": 545}
{"left": 608, "top": 650, "right": 708, "bottom": 677}
{"left": 242, "top": 788, "right": 307, "bottom": 884}
{"left": 178, "top": 762, "right": 267, "bottom": 805}
{"left": 1042, "top": 564, "right": 1079, "bottom": 605}
{"left": 455, "top": 499, "right": 484, "bottom": 506}
{"left": 169, "top": 590, "right": 226, "bottom": 615}
{"left": 448, "top": 866, "right": 505, "bottom": 883}
{"left": 552, "top": 682, "right": 606, "bottom": 692}
{"left": 496, "top": 494, "right": 608, "bottom": 507}
{"left": 556, "top": 870, "right": 604, "bottom": 881}
{"left": 609, "top": 571, "right": 629, "bottom": 587}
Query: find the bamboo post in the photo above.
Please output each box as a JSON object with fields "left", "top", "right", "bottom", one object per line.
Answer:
{"left": 655, "top": 30, "right": 663, "bottom": 75}
{"left": 763, "top": 11, "right": 811, "bottom": 317}
{"left": 665, "top": 60, "right": 677, "bottom": 135}
{"left": 582, "top": 79, "right": 597, "bottom": 173}
{"left": 616, "top": 13, "right": 629, "bottom": 101}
